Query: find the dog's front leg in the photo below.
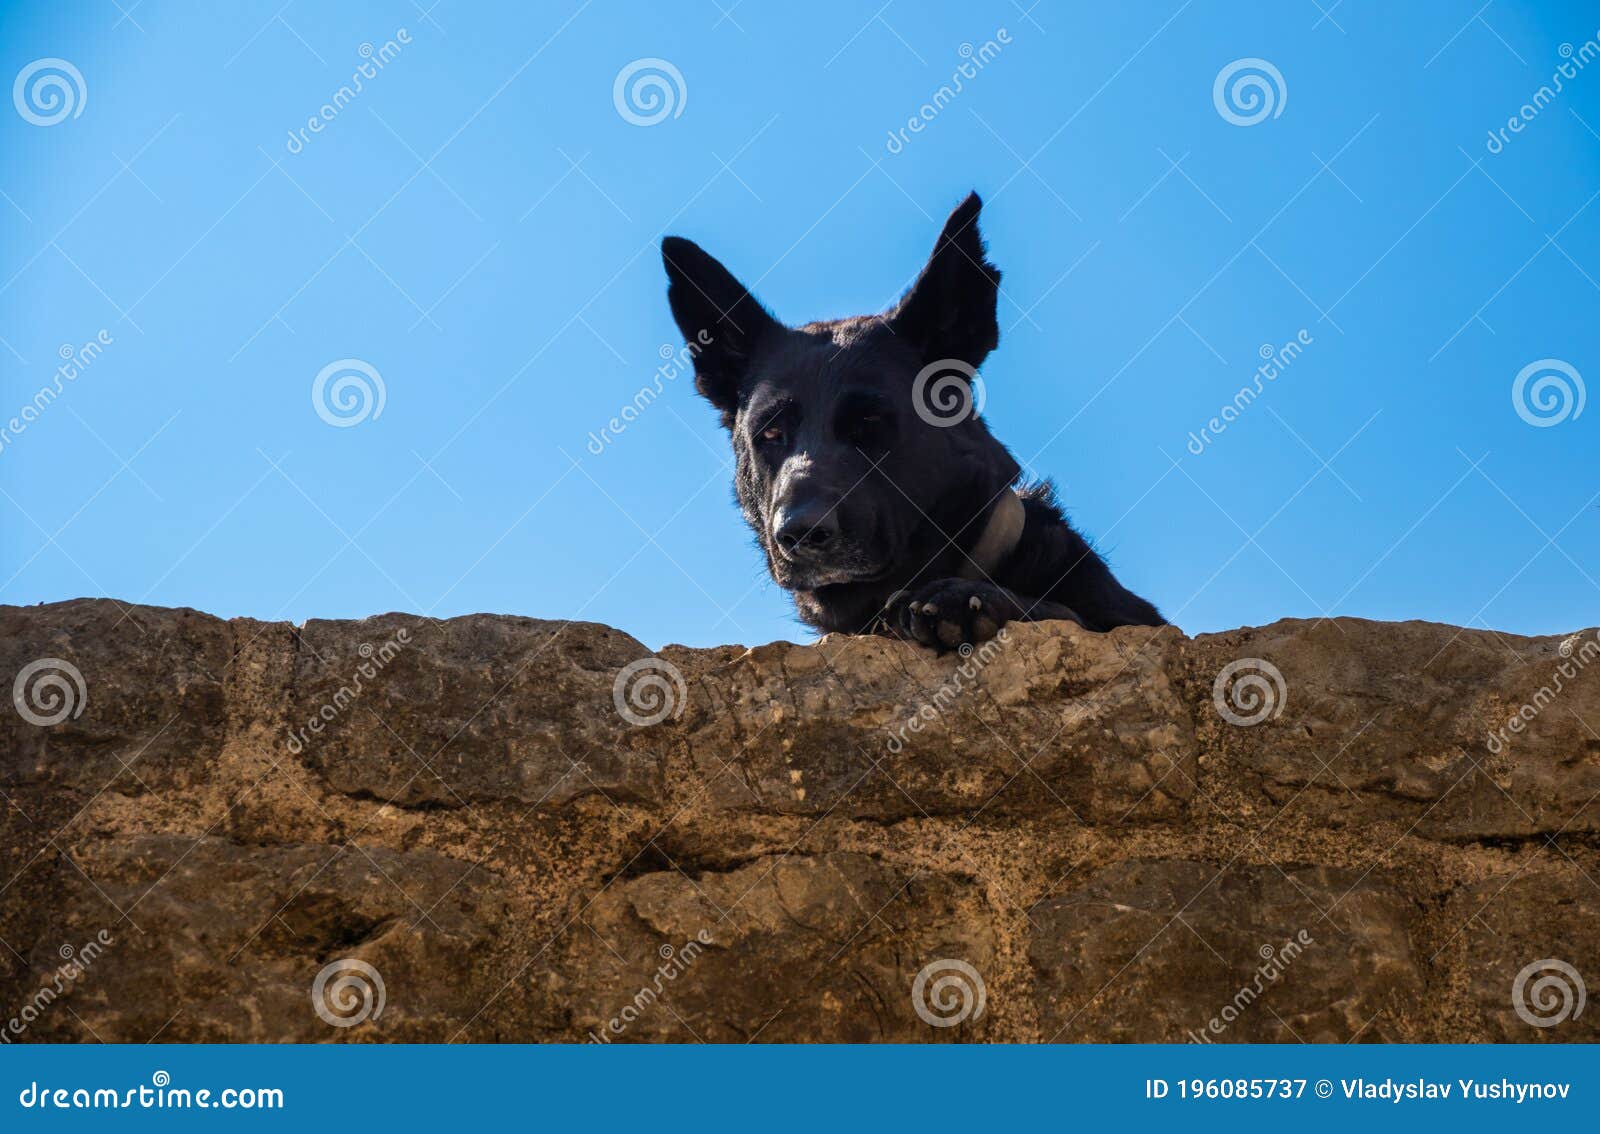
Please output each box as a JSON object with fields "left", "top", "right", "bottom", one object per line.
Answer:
{"left": 881, "top": 579, "right": 1084, "bottom": 651}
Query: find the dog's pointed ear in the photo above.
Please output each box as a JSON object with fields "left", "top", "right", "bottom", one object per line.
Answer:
{"left": 886, "top": 192, "right": 1000, "bottom": 369}
{"left": 661, "top": 236, "right": 780, "bottom": 417}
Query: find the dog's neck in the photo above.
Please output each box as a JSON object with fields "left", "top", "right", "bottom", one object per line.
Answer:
{"left": 956, "top": 490, "right": 1025, "bottom": 581}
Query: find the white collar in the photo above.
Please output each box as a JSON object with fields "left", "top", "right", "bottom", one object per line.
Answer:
{"left": 956, "top": 490, "right": 1025, "bottom": 580}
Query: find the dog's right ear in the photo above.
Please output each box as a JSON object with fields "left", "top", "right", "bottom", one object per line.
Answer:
{"left": 661, "top": 237, "right": 780, "bottom": 418}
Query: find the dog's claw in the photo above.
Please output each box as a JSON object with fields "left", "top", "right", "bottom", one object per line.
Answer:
{"left": 878, "top": 578, "right": 1016, "bottom": 652}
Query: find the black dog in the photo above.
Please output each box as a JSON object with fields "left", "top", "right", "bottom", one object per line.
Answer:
{"left": 661, "top": 192, "right": 1163, "bottom": 649}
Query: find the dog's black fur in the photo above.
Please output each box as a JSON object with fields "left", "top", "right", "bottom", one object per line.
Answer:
{"left": 661, "top": 192, "right": 1163, "bottom": 649}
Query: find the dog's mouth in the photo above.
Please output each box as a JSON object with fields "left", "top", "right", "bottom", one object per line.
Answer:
{"left": 769, "top": 550, "right": 890, "bottom": 590}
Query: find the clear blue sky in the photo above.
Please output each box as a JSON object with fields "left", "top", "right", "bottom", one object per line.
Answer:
{"left": 3, "top": 1, "right": 1596, "bottom": 649}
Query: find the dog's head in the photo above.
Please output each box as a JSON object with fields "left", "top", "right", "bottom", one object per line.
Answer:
{"left": 661, "top": 193, "right": 1021, "bottom": 593}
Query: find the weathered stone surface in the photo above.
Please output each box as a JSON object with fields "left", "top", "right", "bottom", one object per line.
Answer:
{"left": 1188, "top": 619, "right": 1600, "bottom": 838}
{"left": 1, "top": 599, "right": 1596, "bottom": 1043}
{"left": 1029, "top": 860, "right": 1425, "bottom": 1042}
{"left": 676, "top": 624, "right": 1196, "bottom": 824}
{"left": 0, "top": 601, "right": 232, "bottom": 792}
{"left": 1439, "top": 866, "right": 1600, "bottom": 1042}
{"left": 285, "top": 611, "right": 1195, "bottom": 824}
{"left": 292, "top": 613, "right": 665, "bottom": 809}
{"left": 569, "top": 852, "right": 996, "bottom": 1042}
{"left": 18, "top": 834, "right": 510, "bottom": 1043}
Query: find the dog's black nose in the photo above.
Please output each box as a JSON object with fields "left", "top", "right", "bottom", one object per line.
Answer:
{"left": 773, "top": 504, "right": 839, "bottom": 557}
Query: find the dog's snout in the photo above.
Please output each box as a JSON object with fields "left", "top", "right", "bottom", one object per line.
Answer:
{"left": 772, "top": 502, "right": 840, "bottom": 557}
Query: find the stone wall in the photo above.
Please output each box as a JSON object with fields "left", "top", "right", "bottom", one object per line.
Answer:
{"left": 1, "top": 599, "right": 1596, "bottom": 1042}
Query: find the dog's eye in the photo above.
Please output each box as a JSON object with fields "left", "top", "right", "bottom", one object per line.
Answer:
{"left": 840, "top": 408, "right": 890, "bottom": 446}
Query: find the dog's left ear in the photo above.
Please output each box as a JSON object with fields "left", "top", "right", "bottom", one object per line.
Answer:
{"left": 886, "top": 192, "right": 1001, "bottom": 369}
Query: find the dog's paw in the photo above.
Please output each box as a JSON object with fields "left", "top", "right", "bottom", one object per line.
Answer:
{"left": 882, "top": 579, "right": 1011, "bottom": 652}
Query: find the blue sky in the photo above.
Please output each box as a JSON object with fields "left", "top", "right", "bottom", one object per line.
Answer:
{"left": 2, "top": 0, "right": 1596, "bottom": 649}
